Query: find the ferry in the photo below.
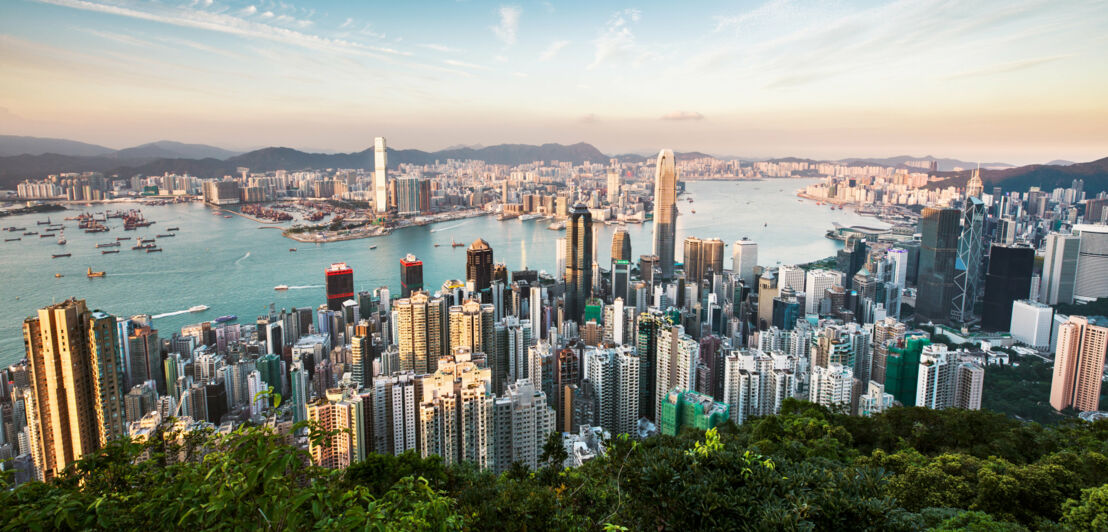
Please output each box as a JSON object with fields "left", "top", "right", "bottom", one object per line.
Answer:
{"left": 214, "top": 315, "right": 237, "bottom": 323}
{"left": 101, "top": 250, "right": 120, "bottom": 254}
{"left": 146, "top": 248, "right": 162, "bottom": 253}
{"left": 451, "top": 239, "right": 464, "bottom": 248}
{"left": 223, "top": 215, "right": 232, "bottom": 218}
{"left": 52, "top": 253, "right": 71, "bottom": 258}
{"left": 132, "top": 244, "right": 155, "bottom": 250}
{"left": 274, "top": 285, "right": 289, "bottom": 291}
{"left": 189, "top": 305, "right": 209, "bottom": 312}
{"left": 37, "top": 218, "right": 50, "bottom": 225}
{"left": 547, "top": 221, "right": 566, "bottom": 231}
{"left": 87, "top": 267, "right": 106, "bottom": 278}
{"left": 23, "top": 231, "right": 38, "bottom": 236}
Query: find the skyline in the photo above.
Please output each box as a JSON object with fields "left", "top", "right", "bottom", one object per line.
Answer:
{"left": 0, "top": 0, "right": 1105, "bottom": 164}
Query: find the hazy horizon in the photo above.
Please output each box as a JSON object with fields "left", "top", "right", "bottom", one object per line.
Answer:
{"left": 2, "top": 0, "right": 1106, "bottom": 165}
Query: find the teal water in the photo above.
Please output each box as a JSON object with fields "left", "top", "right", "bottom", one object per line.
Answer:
{"left": 0, "top": 179, "right": 885, "bottom": 365}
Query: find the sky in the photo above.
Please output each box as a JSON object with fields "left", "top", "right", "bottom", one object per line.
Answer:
{"left": 0, "top": 0, "right": 1106, "bottom": 164}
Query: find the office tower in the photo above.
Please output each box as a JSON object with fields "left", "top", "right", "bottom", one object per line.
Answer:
{"left": 611, "top": 259, "right": 631, "bottom": 302}
{"left": 399, "top": 254, "right": 424, "bottom": 298}
{"left": 396, "top": 176, "right": 428, "bottom": 216}
{"left": 809, "top": 363, "right": 853, "bottom": 409}
{"left": 1073, "top": 224, "right": 1108, "bottom": 302}
{"left": 1050, "top": 316, "right": 1108, "bottom": 412}
{"left": 255, "top": 353, "right": 282, "bottom": 395}
{"left": 491, "top": 379, "right": 555, "bottom": 473}
{"left": 659, "top": 389, "right": 729, "bottom": 436}
{"left": 966, "top": 167, "right": 984, "bottom": 198}
{"left": 554, "top": 238, "right": 566, "bottom": 280}
{"left": 23, "top": 299, "right": 125, "bottom": 481}
{"left": 415, "top": 349, "right": 492, "bottom": 467}
{"left": 652, "top": 149, "right": 678, "bottom": 280}
{"left": 682, "top": 237, "right": 724, "bottom": 285}
{"left": 982, "top": 244, "right": 1034, "bottom": 331}
{"left": 565, "top": 203, "right": 593, "bottom": 323}
{"left": 756, "top": 270, "right": 778, "bottom": 330}
{"left": 654, "top": 325, "right": 698, "bottom": 418}
{"left": 885, "top": 335, "right": 930, "bottom": 406}
{"left": 290, "top": 362, "right": 309, "bottom": 423}
{"left": 325, "top": 262, "right": 354, "bottom": 312}
{"left": 731, "top": 238, "right": 758, "bottom": 288}
{"left": 374, "top": 136, "right": 388, "bottom": 214}
{"left": 126, "top": 321, "right": 161, "bottom": 393}
{"left": 777, "top": 264, "right": 805, "bottom": 293}
{"left": 1040, "top": 233, "right": 1080, "bottom": 305}
{"left": 606, "top": 169, "right": 621, "bottom": 204}
{"left": 448, "top": 299, "right": 496, "bottom": 356}
{"left": 917, "top": 207, "right": 960, "bottom": 324}
{"left": 995, "top": 217, "right": 1017, "bottom": 244}
{"left": 371, "top": 372, "right": 417, "bottom": 455}
{"left": 888, "top": 248, "right": 908, "bottom": 288}
{"left": 466, "top": 239, "right": 494, "bottom": 292}
{"left": 836, "top": 237, "right": 867, "bottom": 290}
{"left": 871, "top": 318, "right": 907, "bottom": 384}
{"left": 1009, "top": 300, "right": 1054, "bottom": 350}
{"left": 395, "top": 291, "right": 447, "bottom": 375}
{"left": 611, "top": 229, "right": 632, "bottom": 263}
{"left": 915, "top": 344, "right": 984, "bottom": 410}
{"left": 529, "top": 285, "right": 543, "bottom": 341}
{"left": 953, "top": 197, "right": 986, "bottom": 324}
{"left": 307, "top": 388, "right": 366, "bottom": 468}
{"left": 804, "top": 269, "right": 842, "bottom": 315}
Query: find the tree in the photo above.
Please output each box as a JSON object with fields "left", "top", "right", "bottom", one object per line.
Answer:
{"left": 1062, "top": 483, "right": 1108, "bottom": 531}
{"left": 540, "top": 431, "right": 568, "bottom": 469}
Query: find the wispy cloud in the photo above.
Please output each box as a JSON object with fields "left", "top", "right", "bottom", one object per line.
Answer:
{"left": 538, "top": 40, "right": 569, "bottom": 61}
{"left": 589, "top": 8, "right": 647, "bottom": 69}
{"left": 943, "top": 55, "right": 1067, "bottom": 80}
{"left": 661, "top": 111, "right": 704, "bottom": 121}
{"left": 491, "top": 5, "right": 522, "bottom": 46}
{"left": 443, "top": 59, "right": 490, "bottom": 71}
{"left": 420, "top": 43, "right": 461, "bottom": 53}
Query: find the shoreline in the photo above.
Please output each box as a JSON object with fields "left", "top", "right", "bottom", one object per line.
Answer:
{"left": 282, "top": 209, "right": 490, "bottom": 243}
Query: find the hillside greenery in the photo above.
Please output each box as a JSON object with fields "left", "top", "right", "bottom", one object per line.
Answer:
{"left": 2, "top": 400, "right": 1106, "bottom": 531}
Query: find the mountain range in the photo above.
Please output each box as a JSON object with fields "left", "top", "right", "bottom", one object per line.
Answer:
{"left": 923, "top": 157, "right": 1108, "bottom": 195}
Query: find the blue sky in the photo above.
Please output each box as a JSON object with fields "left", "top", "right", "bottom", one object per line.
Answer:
{"left": 1, "top": 0, "right": 1106, "bottom": 163}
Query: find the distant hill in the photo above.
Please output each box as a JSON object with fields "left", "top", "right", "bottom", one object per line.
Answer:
{"left": 923, "top": 157, "right": 1108, "bottom": 195}
{"left": 112, "top": 141, "right": 240, "bottom": 161}
{"left": 839, "top": 155, "right": 1014, "bottom": 172}
{"left": 0, "top": 135, "right": 114, "bottom": 157}
{"left": 1045, "top": 159, "right": 1076, "bottom": 166}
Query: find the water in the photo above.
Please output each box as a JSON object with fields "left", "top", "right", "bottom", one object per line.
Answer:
{"left": 0, "top": 179, "right": 884, "bottom": 365}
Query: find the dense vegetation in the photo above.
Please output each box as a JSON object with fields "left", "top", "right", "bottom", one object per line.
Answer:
{"left": 3, "top": 400, "right": 1106, "bottom": 531}
{"left": 1055, "top": 297, "right": 1108, "bottom": 319}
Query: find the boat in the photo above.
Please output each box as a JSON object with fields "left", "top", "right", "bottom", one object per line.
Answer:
{"left": 289, "top": 248, "right": 297, "bottom": 252}
{"left": 451, "top": 239, "right": 464, "bottom": 248}
{"left": 52, "top": 253, "right": 71, "bottom": 258}
{"left": 96, "top": 242, "right": 120, "bottom": 248}
{"left": 519, "top": 213, "right": 541, "bottom": 221}
{"left": 4, "top": 237, "right": 19, "bottom": 242}
{"left": 547, "top": 221, "right": 566, "bottom": 231}
{"left": 40, "top": 233, "right": 55, "bottom": 238}
{"left": 57, "top": 238, "right": 66, "bottom": 245}
{"left": 369, "top": 245, "right": 377, "bottom": 250}
{"left": 167, "top": 227, "right": 180, "bottom": 231}
{"left": 214, "top": 315, "right": 237, "bottom": 323}
{"left": 156, "top": 233, "right": 174, "bottom": 238}
{"left": 146, "top": 248, "right": 162, "bottom": 253}
{"left": 37, "top": 218, "right": 50, "bottom": 225}
{"left": 101, "top": 250, "right": 120, "bottom": 254}
{"left": 55, "top": 273, "right": 63, "bottom": 278}
{"left": 23, "top": 231, "right": 38, "bottom": 236}
{"left": 87, "top": 267, "right": 105, "bottom": 278}
{"left": 274, "top": 285, "right": 289, "bottom": 291}
{"left": 116, "top": 236, "right": 130, "bottom": 241}
{"left": 223, "top": 215, "right": 232, "bottom": 218}
{"left": 189, "top": 305, "right": 209, "bottom": 312}
{"left": 433, "top": 243, "right": 441, "bottom": 247}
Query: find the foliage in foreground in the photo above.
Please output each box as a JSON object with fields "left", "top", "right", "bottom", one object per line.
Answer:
{"left": 2, "top": 400, "right": 1106, "bottom": 531}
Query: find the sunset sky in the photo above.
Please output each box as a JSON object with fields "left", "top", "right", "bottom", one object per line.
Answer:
{"left": 1, "top": 0, "right": 1106, "bottom": 163}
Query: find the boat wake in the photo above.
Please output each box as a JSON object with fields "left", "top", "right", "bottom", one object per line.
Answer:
{"left": 287, "top": 284, "right": 324, "bottom": 290}
{"left": 430, "top": 220, "right": 471, "bottom": 233}
{"left": 234, "top": 251, "right": 251, "bottom": 264}
{"left": 152, "top": 309, "right": 191, "bottom": 319}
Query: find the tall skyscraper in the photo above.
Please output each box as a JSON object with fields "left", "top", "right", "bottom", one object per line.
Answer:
{"left": 448, "top": 300, "right": 496, "bottom": 356}
{"left": 981, "top": 244, "right": 1033, "bottom": 331}
{"left": 395, "top": 292, "right": 448, "bottom": 374}
{"left": 953, "top": 197, "right": 985, "bottom": 324}
{"left": 682, "top": 237, "right": 725, "bottom": 286}
{"left": 23, "top": 299, "right": 125, "bottom": 481}
{"left": 400, "top": 254, "right": 423, "bottom": 298}
{"left": 374, "top": 136, "right": 388, "bottom": 214}
{"left": 565, "top": 203, "right": 593, "bottom": 323}
{"left": 611, "top": 260, "right": 631, "bottom": 303}
{"left": 606, "top": 169, "right": 621, "bottom": 204}
{"left": 611, "top": 229, "right": 632, "bottom": 263}
{"left": 1040, "top": 233, "right": 1080, "bottom": 305}
{"left": 917, "top": 207, "right": 960, "bottom": 324}
{"left": 1050, "top": 316, "right": 1107, "bottom": 412}
{"left": 396, "top": 176, "right": 426, "bottom": 216}
{"left": 732, "top": 238, "right": 757, "bottom": 287}
{"left": 325, "top": 262, "right": 354, "bottom": 312}
{"left": 1073, "top": 224, "right": 1108, "bottom": 302}
{"left": 371, "top": 372, "right": 417, "bottom": 456}
{"left": 966, "top": 167, "right": 984, "bottom": 199}
{"left": 466, "top": 239, "right": 494, "bottom": 292}
{"left": 804, "top": 269, "right": 842, "bottom": 315}
{"left": 654, "top": 325, "right": 698, "bottom": 419}
{"left": 415, "top": 349, "right": 492, "bottom": 467}
{"left": 652, "top": 149, "right": 678, "bottom": 280}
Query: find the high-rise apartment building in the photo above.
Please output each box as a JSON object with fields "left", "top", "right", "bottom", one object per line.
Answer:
{"left": 1050, "top": 316, "right": 1108, "bottom": 412}
{"left": 871, "top": 317, "right": 907, "bottom": 384}
{"left": 659, "top": 388, "right": 729, "bottom": 437}
{"left": 915, "top": 344, "right": 984, "bottom": 410}
{"left": 722, "top": 349, "right": 797, "bottom": 425}
{"left": 466, "top": 239, "right": 494, "bottom": 292}
{"left": 448, "top": 300, "right": 496, "bottom": 357}
{"left": 23, "top": 299, "right": 125, "bottom": 481}
{"left": 652, "top": 149, "right": 678, "bottom": 280}
{"left": 1040, "top": 233, "right": 1080, "bottom": 305}
{"left": 654, "top": 325, "right": 698, "bottom": 418}
{"left": 395, "top": 291, "right": 448, "bottom": 374}
{"left": 804, "top": 269, "right": 842, "bottom": 315}
{"left": 325, "top": 262, "right": 354, "bottom": 312}
{"left": 917, "top": 207, "right": 960, "bottom": 324}
{"left": 585, "top": 346, "right": 640, "bottom": 437}
{"left": 565, "top": 204, "right": 593, "bottom": 323}
{"left": 371, "top": 371, "right": 417, "bottom": 456}
{"left": 374, "top": 136, "right": 388, "bottom": 214}
{"left": 492, "top": 379, "right": 555, "bottom": 473}
{"left": 809, "top": 363, "right": 853, "bottom": 409}
{"left": 415, "top": 349, "right": 493, "bottom": 467}
{"left": 399, "top": 254, "right": 423, "bottom": 298}
{"left": 307, "top": 388, "right": 366, "bottom": 469}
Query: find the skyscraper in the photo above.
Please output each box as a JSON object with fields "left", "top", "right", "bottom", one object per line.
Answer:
{"left": 1050, "top": 316, "right": 1107, "bottom": 412}
{"left": 682, "top": 237, "right": 725, "bottom": 286}
{"left": 23, "top": 299, "right": 125, "bottom": 481}
{"left": 981, "top": 244, "right": 1033, "bottom": 331}
{"left": 400, "top": 254, "right": 423, "bottom": 298}
{"left": 491, "top": 379, "right": 555, "bottom": 473}
{"left": 917, "top": 207, "right": 960, "bottom": 324}
{"left": 1040, "top": 233, "right": 1080, "bottom": 305}
{"left": 1073, "top": 224, "right": 1108, "bottom": 302}
{"left": 606, "top": 169, "right": 621, "bottom": 204}
{"left": 374, "top": 136, "right": 388, "bottom": 214}
{"left": 307, "top": 388, "right": 366, "bottom": 468}
{"left": 466, "top": 239, "right": 494, "bottom": 292}
{"left": 325, "top": 262, "right": 354, "bottom": 312}
{"left": 915, "top": 344, "right": 983, "bottom": 410}
{"left": 652, "top": 149, "right": 678, "bottom": 280}
{"left": 953, "top": 197, "right": 985, "bottom": 324}
{"left": 611, "top": 229, "right": 632, "bottom": 263}
{"left": 396, "top": 176, "right": 425, "bottom": 216}
{"left": 611, "top": 260, "right": 631, "bottom": 302}
{"left": 565, "top": 203, "right": 593, "bottom": 323}
{"left": 448, "top": 299, "right": 496, "bottom": 356}
{"left": 395, "top": 291, "right": 448, "bottom": 374}
{"left": 415, "top": 349, "right": 492, "bottom": 467}
{"left": 731, "top": 238, "right": 757, "bottom": 287}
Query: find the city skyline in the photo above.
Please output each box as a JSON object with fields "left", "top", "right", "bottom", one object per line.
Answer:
{"left": 1, "top": 0, "right": 1106, "bottom": 164}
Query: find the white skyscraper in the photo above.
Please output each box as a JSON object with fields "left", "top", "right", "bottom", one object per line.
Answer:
{"left": 372, "top": 372, "right": 417, "bottom": 456}
{"left": 888, "top": 248, "right": 908, "bottom": 288}
{"left": 915, "top": 344, "right": 984, "bottom": 410}
{"left": 374, "top": 136, "right": 388, "bottom": 214}
{"left": 1040, "top": 233, "right": 1080, "bottom": 305}
{"left": 778, "top": 265, "right": 806, "bottom": 293}
{"left": 654, "top": 326, "right": 697, "bottom": 417}
{"left": 804, "top": 269, "right": 843, "bottom": 315}
{"left": 555, "top": 238, "right": 566, "bottom": 280}
{"left": 1009, "top": 300, "right": 1054, "bottom": 350}
{"left": 732, "top": 239, "right": 758, "bottom": 287}
{"left": 606, "top": 170, "right": 621, "bottom": 204}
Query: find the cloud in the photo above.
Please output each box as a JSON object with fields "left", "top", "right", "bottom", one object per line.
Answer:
{"left": 661, "top": 111, "right": 704, "bottom": 121}
{"left": 491, "top": 5, "right": 521, "bottom": 46}
{"left": 443, "top": 59, "right": 490, "bottom": 71}
{"left": 420, "top": 43, "right": 460, "bottom": 53}
{"left": 339, "top": 17, "right": 354, "bottom": 29}
{"left": 589, "top": 8, "right": 646, "bottom": 69}
{"left": 241, "top": 5, "right": 257, "bottom": 16}
{"left": 538, "top": 40, "right": 569, "bottom": 61}
{"left": 942, "top": 55, "right": 1067, "bottom": 80}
